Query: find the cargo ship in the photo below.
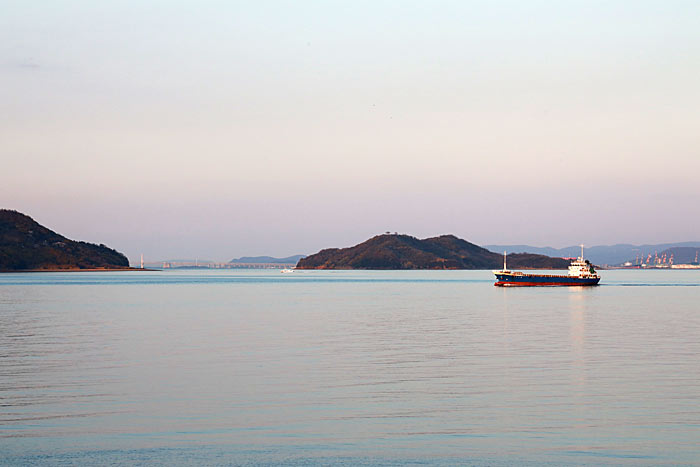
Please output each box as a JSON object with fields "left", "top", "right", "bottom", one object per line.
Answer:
{"left": 494, "top": 245, "right": 600, "bottom": 287}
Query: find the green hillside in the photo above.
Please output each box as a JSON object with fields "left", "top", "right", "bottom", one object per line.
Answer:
{"left": 296, "top": 234, "right": 569, "bottom": 270}
{"left": 0, "top": 209, "right": 129, "bottom": 271}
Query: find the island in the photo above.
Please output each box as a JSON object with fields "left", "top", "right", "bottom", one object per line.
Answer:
{"left": 0, "top": 209, "right": 131, "bottom": 271}
{"left": 296, "top": 234, "right": 570, "bottom": 270}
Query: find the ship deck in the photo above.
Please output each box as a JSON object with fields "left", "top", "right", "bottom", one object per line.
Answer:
{"left": 497, "top": 273, "right": 577, "bottom": 278}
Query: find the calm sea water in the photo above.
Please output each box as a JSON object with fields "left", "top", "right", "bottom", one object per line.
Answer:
{"left": 1, "top": 269, "right": 699, "bottom": 466}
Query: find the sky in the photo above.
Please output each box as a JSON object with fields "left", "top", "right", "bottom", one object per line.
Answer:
{"left": 2, "top": 1, "right": 699, "bottom": 263}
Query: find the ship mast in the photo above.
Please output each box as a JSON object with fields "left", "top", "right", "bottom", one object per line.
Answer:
{"left": 503, "top": 251, "right": 507, "bottom": 271}
{"left": 580, "top": 244, "right": 584, "bottom": 260}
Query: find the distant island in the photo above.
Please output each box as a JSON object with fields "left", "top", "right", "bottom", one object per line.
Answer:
{"left": 0, "top": 209, "right": 131, "bottom": 271}
{"left": 229, "top": 255, "right": 305, "bottom": 265}
{"left": 297, "top": 234, "right": 570, "bottom": 270}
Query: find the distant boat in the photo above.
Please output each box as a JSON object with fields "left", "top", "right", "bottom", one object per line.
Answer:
{"left": 281, "top": 268, "right": 295, "bottom": 273}
{"left": 494, "top": 245, "right": 600, "bottom": 287}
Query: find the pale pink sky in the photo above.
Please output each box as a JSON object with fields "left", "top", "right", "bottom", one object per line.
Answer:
{"left": 2, "top": 2, "right": 699, "bottom": 263}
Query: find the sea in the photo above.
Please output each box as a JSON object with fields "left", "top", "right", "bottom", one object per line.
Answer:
{"left": 0, "top": 269, "right": 698, "bottom": 466}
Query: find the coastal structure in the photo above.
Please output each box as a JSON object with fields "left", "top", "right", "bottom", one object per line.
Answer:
{"left": 625, "top": 248, "right": 700, "bottom": 269}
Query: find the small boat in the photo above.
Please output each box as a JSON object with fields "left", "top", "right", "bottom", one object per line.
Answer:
{"left": 281, "top": 268, "right": 295, "bottom": 273}
{"left": 494, "top": 245, "right": 600, "bottom": 287}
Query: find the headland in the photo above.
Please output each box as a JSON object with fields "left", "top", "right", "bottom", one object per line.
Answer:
{"left": 0, "top": 209, "right": 131, "bottom": 272}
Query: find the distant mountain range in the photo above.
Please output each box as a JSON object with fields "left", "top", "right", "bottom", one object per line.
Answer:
{"left": 229, "top": 255, "right": 305, "bottom": 264}
{"left": 142, "top": 255, "right": 305, "bottom": 267}
{"left": 485, "top": 242, "right": 700, "bottom": 266}
{"left": 0, "top": 209, "right": 130, "bottom": 271}
{"left": 297, "top": 234, "right": 569, "bottom": 270}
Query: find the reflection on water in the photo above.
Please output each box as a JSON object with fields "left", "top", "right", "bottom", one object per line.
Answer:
{"left": 1, "top": 269, "right": 699, "bottom": 465}
{"left": 568, "top": 291, "right": 586, "bottom": 387}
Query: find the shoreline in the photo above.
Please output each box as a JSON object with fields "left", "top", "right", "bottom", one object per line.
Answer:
{"left": 295, "top": 266, "right": 616, "bottom": 271}
{"left": 0, "top": 267, "right": 159, "bottom": 273}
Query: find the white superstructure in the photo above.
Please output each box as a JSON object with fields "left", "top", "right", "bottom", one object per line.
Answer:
{"left": 568, "top": 245, "right": 599, "bottom": 278}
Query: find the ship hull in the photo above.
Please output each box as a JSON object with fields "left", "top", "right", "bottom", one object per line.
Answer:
{"left": 495, "top": 273, "right": 600, "bottom": 287}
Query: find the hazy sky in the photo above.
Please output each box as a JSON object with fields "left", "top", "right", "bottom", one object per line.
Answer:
{"left": 2, "top": 1, "right": 699, "bottom": 263}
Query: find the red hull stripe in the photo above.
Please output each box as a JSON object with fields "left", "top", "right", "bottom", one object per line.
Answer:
{"left": 495, "top": 281, "right": 598, "bottom": 287}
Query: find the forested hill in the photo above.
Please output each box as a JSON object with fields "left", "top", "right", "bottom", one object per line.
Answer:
{"left": 296, "top": 234, "right": 570, "bottom": 270}
{"left": 0, "top": 209, "right": 130, "bottom": 271}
